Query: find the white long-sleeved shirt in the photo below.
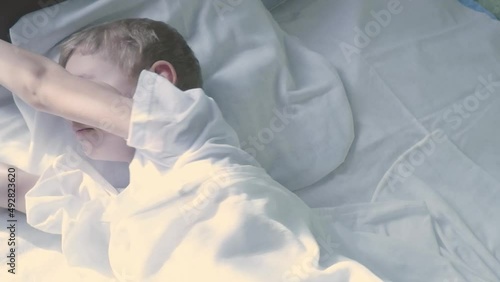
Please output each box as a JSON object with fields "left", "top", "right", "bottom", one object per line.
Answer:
{"left": 25, "top": 70, "right": 380, "bottom": 281}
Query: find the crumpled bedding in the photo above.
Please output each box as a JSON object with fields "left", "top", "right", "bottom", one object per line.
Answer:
{"left": 3, "top": 0, "right": 354, "bottom": 191}
{"left": 271, "top": 0, "right": 500, "bottom": 280}
{"left": 478, "top": 0, "right": 500, "bottom": 19}
{"left": 21, "top": 71, "right": 382, "bottom": 281}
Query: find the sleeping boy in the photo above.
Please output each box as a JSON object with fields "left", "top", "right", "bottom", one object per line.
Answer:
{"left": 0, "top": 18, "right": 380, "bottom": 281}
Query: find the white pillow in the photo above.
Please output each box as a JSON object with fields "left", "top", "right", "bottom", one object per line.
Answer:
{"left": 8, "top": 0, "right": 353, "bottom": 191}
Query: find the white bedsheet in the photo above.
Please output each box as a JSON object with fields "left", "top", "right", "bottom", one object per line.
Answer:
{"left": 272, "top": 0, "right": 500, "bottom": 208}
{"left": 272, "top": 0, "right": 500, "bottom": 280}
{"left": 5, "top": 0, "right": 354, "bottom": 192}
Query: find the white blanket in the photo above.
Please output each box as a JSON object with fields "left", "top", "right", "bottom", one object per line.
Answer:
{"left": 273, "top": 0, "right": 500, "bottom": 280}
{"left": 21, "top": 71, "right": 381, "bottom": 281}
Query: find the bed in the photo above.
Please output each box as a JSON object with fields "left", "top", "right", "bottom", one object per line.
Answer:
{"left": 0, "top": 0, "right": 499, "bottom": 281}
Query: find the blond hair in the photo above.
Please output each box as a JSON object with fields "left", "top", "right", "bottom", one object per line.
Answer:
{"left": 58, "top": 18, "right": 202, "bottom": 90}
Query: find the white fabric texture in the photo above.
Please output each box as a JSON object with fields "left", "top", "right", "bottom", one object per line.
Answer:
{"left": 22, "top": 71, "right": 380, "bottom": 281}
{"left": 372, "top": 132, "right": 500, "bottom": 281}
{"left": 4, "top": 0, "right": 353, "bottom": 191}
{"left": 272, "top": 0, "right": 500, "bottom": 207}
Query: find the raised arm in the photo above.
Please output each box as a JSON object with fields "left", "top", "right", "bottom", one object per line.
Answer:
{"left": 0, "top": 39, "right": 131, "bottom": 139}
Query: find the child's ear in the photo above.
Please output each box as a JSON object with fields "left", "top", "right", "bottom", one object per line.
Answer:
{"left": 149, "top": 60, "right": 177, "bottom": 85}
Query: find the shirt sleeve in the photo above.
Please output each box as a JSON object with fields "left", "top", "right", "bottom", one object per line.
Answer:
{"left": 126, "top": 70, "right": 260, "bottom": 170}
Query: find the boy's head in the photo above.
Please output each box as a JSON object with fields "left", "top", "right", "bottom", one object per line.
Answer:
{"left": 59, "top": 18, "right": 202, "bottom": 162}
